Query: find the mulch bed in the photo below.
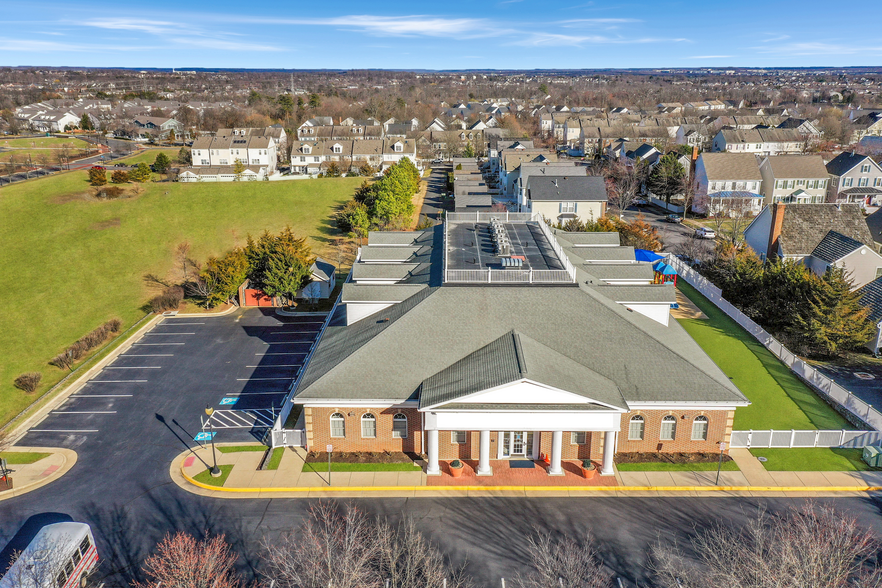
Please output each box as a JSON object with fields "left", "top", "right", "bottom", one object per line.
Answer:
{"left": 305, "top": 451, "right": 424, "bottom": 464}
{"left": 615, "top": 451, "right": 734, "bottom": 464}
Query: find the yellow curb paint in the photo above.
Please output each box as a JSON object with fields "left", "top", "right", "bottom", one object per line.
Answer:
{"left": 179, "top": 461, "right": 882, "bottom": 495}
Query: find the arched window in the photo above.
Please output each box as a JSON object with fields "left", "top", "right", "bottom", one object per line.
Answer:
{"left": 361, "top": 413, "right": 377, "bottom": 438}
{"left": 330, "top": 413, "right": 345, "bottom": 438}
{"left": 392, "top": 413, "right": 408, "bottom": 439}
{"left": 628, "top": 415, "right": 645, "bottom": 441}
{"left": 660, "top": 416, "right": 677, "bottom": 441}
{"left": 692, "top": 416, "right": 709, "bottom": 441}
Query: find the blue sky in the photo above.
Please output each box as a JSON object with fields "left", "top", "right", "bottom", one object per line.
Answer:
{"left": 1, "top": 1, "right": 878, "bottom": 70}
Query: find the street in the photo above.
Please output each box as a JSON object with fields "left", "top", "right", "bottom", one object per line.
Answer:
{"left": 421, "top": 164, "right": 452, "bottom": 219}
{"left": 621, "top": 203, "right": 713, "bottom": 255}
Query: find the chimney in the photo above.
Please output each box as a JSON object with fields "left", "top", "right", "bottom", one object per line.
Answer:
{"left": 692, "top": 145, "right": 699, "bottom": 161}
{"left": 767, "top": 202, "right": 786, "bottom": 260}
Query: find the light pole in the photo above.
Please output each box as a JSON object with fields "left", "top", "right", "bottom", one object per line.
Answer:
{"left": 205, "top": 405, "right": 221, "bottom": 477}
{"left": 715, "top": 441, "right": 727, "bottom": 486}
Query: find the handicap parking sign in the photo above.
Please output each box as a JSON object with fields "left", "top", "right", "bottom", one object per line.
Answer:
{"left": 194, "top": 432, "right": 216, "bottom": 441}
{"left": 219, "top": 397, "right": 238, "bottom": 406}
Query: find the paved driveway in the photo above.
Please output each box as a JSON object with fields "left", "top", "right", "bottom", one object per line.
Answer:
{"left": 420, "top": 164, "right": 452, "bottom": 219}
{"left": 813, "top": 361, "right": 882, "bottom": 409}
{"left": 19, "top": 308, "right": 323, "bottom": 449}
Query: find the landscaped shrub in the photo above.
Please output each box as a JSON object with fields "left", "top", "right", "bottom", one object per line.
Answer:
{"left": 148, "top": 286, "right": 184, "bottom": 313}
{"left": 50, "top": 352, "right": 73, "bottom": 371}
{"left": 106, "top": 318, "right": 122, "bottom": 333}
{"left": 93, "top": 186, "right": 126, "bottom": 200}
{"left": 88, "top": 166, "right": 107, "bottom": 186}
{"left": 49, "top": 319, "right": 126, "bottom": 370}
{"left": 14, "top": 372, "right": 42, "bottom": 393}
{"left": 111, "top": 170, "right": 129, "bottom": 183}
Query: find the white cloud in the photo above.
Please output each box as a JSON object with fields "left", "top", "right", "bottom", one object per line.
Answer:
{"left": 0, "top": 38, "right": 153, "bottom": 52}
{"left": 690, "top": 55, "right": 732, "bottom": 59}
{"left": 513, "top": 32, "right": 688, "bottom": 47}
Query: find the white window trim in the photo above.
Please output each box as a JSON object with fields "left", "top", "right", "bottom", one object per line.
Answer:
{"left": 361, "top": 413, "right": 377, "bottom": 438}
{"left": 660, "top": 416, "right": 677, "bottom": 441}
{"left": 692, "top": 416, "right": 709, "bottom": 441}
{"left": 451, "top": 431, "right": 467, "bottom": 444}
{"left": 628, "top": 415, "right": 645, "bottom": 441}
{"left": 571, "top": 431, "right": 587, "bottom": 445}
{"left": 330, "top": 413, "right": 345, "bottom": 438}
{"left": 392, "top": 413, "right": 408, "bottom": 439}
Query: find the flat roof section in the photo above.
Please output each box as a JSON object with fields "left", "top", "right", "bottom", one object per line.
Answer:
{"left": 446, "top": 221, "right": 567, "bottom": 271}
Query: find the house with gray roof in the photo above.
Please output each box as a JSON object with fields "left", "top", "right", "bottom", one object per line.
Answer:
{"left": 858, "top": 276, "right": 882, "bottom": 354}
{"left": 744, "top": 203, "right": 882, "bottom": 288}
{"left": 826, "top": 152, "right": 882, "bottom": 207}
{"left": 694, "top": 153, "right": 764, "bottom": 215}
{"left": 524, "top": 176, "right": 608, "bottom": 224}
{"left": 274, "top": 215, "right": 749, "bottom": 479}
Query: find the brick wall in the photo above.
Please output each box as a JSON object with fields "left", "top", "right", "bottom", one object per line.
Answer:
{"left": 616, "top": 409, "right": 732, "bottom": 454}
{"left": 307, "top": 407, "right": 423, "bottom": 454}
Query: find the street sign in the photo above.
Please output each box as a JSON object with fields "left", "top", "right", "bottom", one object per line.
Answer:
{"left": 719, "top": 442, "right": 727, "bottom": 451}
{"left": 326, "top": 444, "right": 333, "bottom": 453}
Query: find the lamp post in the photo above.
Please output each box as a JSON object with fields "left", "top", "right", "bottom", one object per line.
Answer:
{"left": 715, "top": 441, "right": 727, "bottom": 486}
{"left": 205, "top": 405, "right": 221, "bottom": 477}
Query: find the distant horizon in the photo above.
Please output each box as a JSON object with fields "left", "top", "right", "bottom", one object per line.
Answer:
{"left": 3, "top": 66, "right": 882, "bottom": 73}
{"left": 3, "top": 0, "right": 881, "bottom": 70}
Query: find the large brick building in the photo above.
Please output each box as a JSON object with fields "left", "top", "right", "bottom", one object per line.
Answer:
{"left": 276, "top": 214, "right": 749, "bottom": 477}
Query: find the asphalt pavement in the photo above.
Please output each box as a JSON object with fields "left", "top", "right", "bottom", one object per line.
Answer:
{"left": 621, "top": 204, "right": 714, "bottom": 256}
{"left": 421, "top": 164, "right": 452, "bottom": 219}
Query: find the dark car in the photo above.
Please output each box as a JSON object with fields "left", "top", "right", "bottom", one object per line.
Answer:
{"left": 664, "top": 214, "right": 682, "bottom": 223}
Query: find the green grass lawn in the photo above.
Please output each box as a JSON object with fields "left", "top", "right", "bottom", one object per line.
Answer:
{"left": 267, "top": 447, "right": 285, "bottom": 470}
{"left": 192, "top": 464, "right": 234, "bottom": 486}
{"left": 0, "top": 137, "right": 96, "bottom": 165}
{"left": 217, "top": 445, "right": 268, "bottom": 453}
{"left": 676, "top": 282, "right": 850, "bottom": 431}
{"left": 749, "top": 448, "right": 875, "bottom": 471}
{"left": 116, "top": 148, "right": 180, "bottom": 166}
{"left": 0, "top": 137, "right": 87, "bottom": 149}
{"left": 303, "top": 462, "right": 422, "bottom": 472}
{"left": 0, "top": 170, "right": 361, "bottom": 427}
{"left": 0, "top": 451, "right": 51, "bottom": 464}
{"left": 616, "top": 460, "right": 740, "bottom": 472}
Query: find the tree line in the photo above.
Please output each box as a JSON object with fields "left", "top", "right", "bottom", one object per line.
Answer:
{"left": 701, "top": 248, "right": 874, "bottom": 357}
{"left": 335, "top": 157, "right": 420, "bottom": 237}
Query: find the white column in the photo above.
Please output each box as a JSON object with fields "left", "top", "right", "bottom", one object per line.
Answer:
{"left": 601, "top": 430, "right": 616, "bottom": 476}
{"left": 477, "top": 430, "right": 492, "bottom": 476}
{"left": 549, "top": 430, "right": 564, "bottom": 475}
{"left": 426, "top": 429, "right": 440, "bottom": 475}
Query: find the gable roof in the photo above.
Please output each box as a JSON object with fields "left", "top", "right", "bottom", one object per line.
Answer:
{"left": 418, "top": 330, "right": 628, "bottom": 410}
{"left": 778, "top": 203, "right": 875, "bottom": 256}
{"left": 811, "top": 231, "right": 867, "bottom": 263}
{"left": 858, "top": 277, "right": 882, "bottom": 324}
{"left": 526, "top": 175, "right": 607, "bottom": 202}
{"left": 761, "top": 155, "right": 828, "bottom": 179}
{"left": 698, "top": 153, "right": 762, "bottom": 181}
{"left": 826, "top": 152, "right": 881, "bottom": 177}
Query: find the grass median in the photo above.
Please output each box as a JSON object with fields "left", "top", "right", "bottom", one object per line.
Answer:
{"left": 0, "top": 169, "right": 360, "bottom": 427}
{"left": 749, "top": 448, "right": 876, "bottom": 471}
{"left": 303, "top": 462, "right": 422, "bottom": 473}
{"left": 616, "top": 461, "right": 740, "bottom": 472}
{"left": 0, "top": 451, "right": 51, "bottom": 464}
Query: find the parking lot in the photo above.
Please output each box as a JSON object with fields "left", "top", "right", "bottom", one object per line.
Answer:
{"left": 19, "top": 308, "right": 324, "bottom": 450}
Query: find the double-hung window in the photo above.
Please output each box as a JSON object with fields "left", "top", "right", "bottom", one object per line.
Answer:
{"left": 361, "top": 413, "right": 376, "bottom": 438}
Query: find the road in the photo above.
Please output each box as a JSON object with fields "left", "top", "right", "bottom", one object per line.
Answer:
{"left": 621, "top": 204, "right": 713, "bottom": 256}
{"left": 421, "top": 164, "right": 452, "bottom": 219}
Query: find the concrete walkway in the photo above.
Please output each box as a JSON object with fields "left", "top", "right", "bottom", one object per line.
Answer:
{"left": 0, "top": 447, "right": 77, "bottom": 502}
{"left": 171, "top": 444, "right": 882, "bottom": 499}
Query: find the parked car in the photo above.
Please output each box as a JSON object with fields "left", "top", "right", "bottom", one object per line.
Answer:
{"left": 695, "top": 227, "right": 716, "bottom": 239}
{"left": 664, "top": 214, "right": 682, "bottom": 223}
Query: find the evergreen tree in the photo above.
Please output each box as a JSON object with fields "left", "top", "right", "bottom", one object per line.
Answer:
{"left": 646, "top": 153, "right": 686, "bottom": 206}
{"left": 154, "top": 152, "right": 171, "bottom": 174}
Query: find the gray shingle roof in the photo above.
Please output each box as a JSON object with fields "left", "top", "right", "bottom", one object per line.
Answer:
{"left": 568, "top": 246, "right": 636, "bottom": 262}
{"left": 352, "top": 263, "right": 426, "bottom": 281}
{"left": 811, "top": 231, "right": 866, "bottom": 263}
{"left": 341, "top": 283, "right": 427, "bottom": 303}
{"left": 858, "top": 277, "right": 882, "bottom": 324}
{"left": 762, "top": 155, "right": 828, "bottom": 179}
{"left": 367, "top": 231, "right": 434, "bottom": 246}
{"left": 779, "top": 204, "right": 874, "bottom": 256}
{"left": 554, "top": 231, "right": 621, "bottom": 246}
{"left": 595, "top": 285, "right": 677, "bottom": 304}
{"left": 582, "top": 263, "right": 655, "bottom": 281}
{"left": 698, "top": 153, "right": 762, "bottom": 181}
{"left": 418, "top": 330, "right": 628, "bottom": 410}
{"left": 359, "top": 246, "right": 429, "bottom": 262}
{"left": 867, "top": 209, "right": 882, "bottom": 245}
{"left": 826, "top": 152, "right": 876, "bottom": 177}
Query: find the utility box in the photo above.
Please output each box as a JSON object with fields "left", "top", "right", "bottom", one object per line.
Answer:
{"left": 862, "top": 446, "right": 882, "bottom": 468}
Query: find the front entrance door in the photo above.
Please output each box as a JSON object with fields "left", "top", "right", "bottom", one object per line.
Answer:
{"left": 501, "top": 432, "right": 535, "bottom": 458}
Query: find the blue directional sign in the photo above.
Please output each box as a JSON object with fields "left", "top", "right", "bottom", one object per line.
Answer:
{"left": 219, "top": 397, "right": 238, "bottom": 406}
{"left": 194, "top": 432, "right": 216, "bottom": 441}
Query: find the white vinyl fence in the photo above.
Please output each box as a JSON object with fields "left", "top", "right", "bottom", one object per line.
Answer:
{"left": 730, "top": 429, "right": 882, "bottom": 449}
{"left": 667, "top": 255, "right": 882, "bottom": 432}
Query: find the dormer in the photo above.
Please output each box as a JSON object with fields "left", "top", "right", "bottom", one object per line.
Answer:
{"left": 303, "top": 144, "right": 312, "bottom": 154}
{"left": 393, "top": 141, "right": 403, "bottom": 153}
{"left": 333, "top": 143, "right": 343, "bottom": 154}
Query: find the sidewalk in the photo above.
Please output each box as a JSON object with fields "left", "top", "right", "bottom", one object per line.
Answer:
{"left": 172, "top": 444, "right": 882, "bottom": 498}
{"left": 0, "top": 447, "right": 77, "bottom": 502}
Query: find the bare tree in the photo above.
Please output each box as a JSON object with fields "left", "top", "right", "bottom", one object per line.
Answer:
{"left": 375, "top": 516, "right": 473, "bottom": 588}
{"left": 604, "top": 158, "right": 646, "bottom": 217}
{"left": 651, "top": 502, "right": 882, "bottom": 588}
{"left": 514, "top": 528, "right": 609, "bottom": 588}
{"left": 133, "top": 531, "right": 242, "bottom": 588}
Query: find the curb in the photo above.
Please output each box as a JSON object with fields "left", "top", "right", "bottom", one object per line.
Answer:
{"left": 175, "top": 456, "right": 882, "bottom": 497}
{"left": 0, "top": 447, "right": 77, "bottom": 502}
{"left": 5, "top": 315, "right": 163, "bottom": 443}
{"left": 173, "top": 305, "right": 240, "bottom": 318}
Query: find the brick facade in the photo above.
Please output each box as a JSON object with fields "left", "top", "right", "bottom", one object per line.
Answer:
{"left": 304, "top": 406, "right": 734, "bottom": 458}
{"left": 616, "top": 409, "right": 733, "bottom": 454}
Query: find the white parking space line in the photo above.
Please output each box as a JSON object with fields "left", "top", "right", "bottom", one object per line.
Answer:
{"left": 105, "top": 366, "right": 162, "bottom": 369}
{"left": 121, "top": 354, "right": 174, "bottom": 357}
{"left": 230, "top": 391, "right": 289, "bottom": 396}
{"left": 29, "top": 429, "right": 99, "bottom": 433}
{"left": 73, "top": 394, "right": 133, "bottom": 397}
{"left": 91, "top": 380, "right": 149, "bottom": 383}
{"left": 246, "top": 365, "right": 301, "bottom": 368}
{"left": 236, "top": 377, "right": 292, "bottom": 381}
{"left": 134, "top": 342, "right": 185, "bottom": 346}
{"left": 144, "top": 332, "right": 195, "bottom": 335}
{"left": 255, "top": 352, "right": 304, "bottom": 356}
{"left": 51, "top": 411, "right": 117, "bottom": 414}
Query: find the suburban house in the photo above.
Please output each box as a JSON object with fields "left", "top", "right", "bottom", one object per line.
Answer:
{"left": 850, "top": 112, "right": 882, "bottom": 144}
{"left": 183, "top": 133, "right": 278, "bottom": 181}
{"left": 858, "top": 276, "right": 882, "bottom": 354}
{"left": 218, "top": 126, "right": 287, "bottom": 161}
{"left": 867, "top": 208, "right": 882, "bottom": 251}
{"left": 274, "top": 217, "right": 749, "bottom": 477}
{"left": 523, "top": 176, "right": 608, "bottom": 224}
{"left": 826, "top": 152, "right": 882, "bottom": 207}
{"left": 514, "top": 161, "right": 587, "bottom": 212}
{"left": 132, "top": 116, "right": 184, "bottom": 140}
{"left": 295, "top": 259, "right": 337, "bottom": 301}
{"left": 675, "top": 124, "right": 712, "bottom": 149}
{"left": 711, "top": 128, "right": 804, "bottom": 155}
{"left": 15, "top": 108, "right": 80, "bottom": 132}
{"left": 287, "top": 139, "right": 417, "bottom": 175}
{"left": 500, "top": 150, "right": 558, "bottom": 197}
{"left": 693, "top": 153, "right": 764, "bottom": 215}
{"left": 758, "top": 155, "right": 829, "bottom": 205}
{"left": 777, "top": 117, "right": 822, "bottom": 140}
{"left": 744, "top": 203, "right": 882, "bottom": 288}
